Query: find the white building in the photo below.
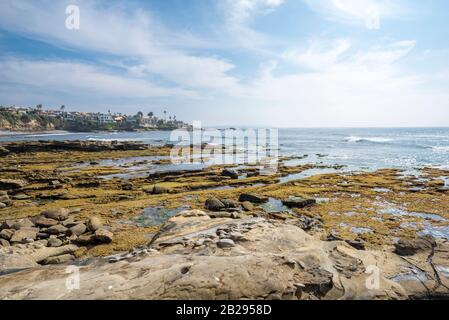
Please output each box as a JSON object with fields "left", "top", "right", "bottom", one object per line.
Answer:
{"left": 97, "top": 113, "right": 114, "bottom": 124}
{"left": 140, "top": 116, "right": 158, "bottom": 128}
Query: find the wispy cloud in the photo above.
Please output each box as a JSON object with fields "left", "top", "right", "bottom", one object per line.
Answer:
{"left": 302, "top": 0, "right": 407, "bottom": 29}
{"left": 0, "top": 0, "right": 240, "bottom": 95}
{"left": 282, "top": 38, "right": 415, "bottom": 70}
{"left": 282, "top": 39, "right": 352, "bottom": 70}
{"left": 0, "top": 59, "right": 196, "bottom": 98}
{"left": 220, "top": 0, "right": 286, "bottom": 53}
{"left": 225, "top": 0, "right": 285, "bottom": 25}
{"left": 239, "top": 38, "right": 449, "bottom": 126}
{"left": 353, "top": 40, "right": 416, "bottom": 64}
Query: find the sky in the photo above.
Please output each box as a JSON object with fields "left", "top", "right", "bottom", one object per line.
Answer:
{"left": 0, "top": 0, "right": 449, "bottom": 127}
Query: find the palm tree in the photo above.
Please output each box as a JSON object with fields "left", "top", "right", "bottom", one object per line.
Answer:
{"left": 163, "top": 110, "right": 167, "bottom": 122}
{"left": 36, "top": 104, "right": 43, "bottom": 112}
{"left": 60, "top": 105, "right": 65, "bottom": 111}
{"left": 136, "top": 111, "right": 144, "bottom": 120}
{"left": 148, "top": 112, "right": 154, "bottom": 118}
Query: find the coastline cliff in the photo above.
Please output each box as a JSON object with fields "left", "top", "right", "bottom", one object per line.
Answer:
{"left": 0, "top": 113, "right": 57, "bottom": 132}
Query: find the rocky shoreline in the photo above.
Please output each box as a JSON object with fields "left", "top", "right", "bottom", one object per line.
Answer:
{"left": 0, "top": 140, "right": 449, "bottom": 299}
{"left": 1, "top": 209, "right": 449, "bottom": 299}
{"left": 0, "top": 140, "right": 149, "bottom": 154}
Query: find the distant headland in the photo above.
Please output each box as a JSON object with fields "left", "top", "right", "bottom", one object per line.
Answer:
{"left": 0, "top": 105, "right": 192, "bottom": 132}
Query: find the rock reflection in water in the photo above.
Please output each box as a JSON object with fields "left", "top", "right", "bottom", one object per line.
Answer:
{"left": 134, "top": 206, "right": 191, "bottom": 227}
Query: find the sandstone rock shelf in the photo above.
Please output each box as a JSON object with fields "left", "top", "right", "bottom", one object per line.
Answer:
{"left": 1, "top": 210, "right": 448, "bottom": 300}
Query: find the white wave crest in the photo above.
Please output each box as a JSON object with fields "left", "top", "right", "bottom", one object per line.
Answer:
{"left": 344, "top": 136, "right": 393, "bottom": 143}
{"left": 87, "top": 137, "right": 131, "bottom": 142}
{"left": 432, "top": 146, "right": 449, "bottom": 153}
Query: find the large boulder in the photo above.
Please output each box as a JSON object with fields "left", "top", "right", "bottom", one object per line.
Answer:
{"left": 217, "top": 239, "right": 236, "bottom": 248}
{"left": 12, "top": 218, "right": 35, "bottom": 230}
{"left": 241, "top": 201, "right": 254, "bottom": 211}
{"left": 76, "top": 234, "right": 96, "bottom": 246}
{"left": 1, "top": 220, "right": 15, "bottom": 230}
{"left": 10, "top": 228, "right": 38, "bottom": 243}
{"left": 282, "top": 197, "right": 316, "bottom": 209}
{"left": 87, "top": 217, "right": 103, "bottom": 232}
{"left": 220, "top": 199, "right": 240, "bottom": 209}
{"left": 94, "top": 229, "right": 114, "bottom": 243}
{"left": 205, "top": 198, "right": 226, "bottom": 211}
{"left": 0, "top": 229, "right": 15, "bottom": 241}
{"left": 221, "top": 169, "right": 239, "bottom": 179}
{"left": 47, "top": 225, "right": 68, "bottom": 235}
{"left": 47, "top": 238, "right": 63, "bottom": 247}
{"left": 34, "top": 216, "right": 59, "bottom": 228}
{"left": 147, "top": 185, "right": 169, "bottom": 195}
{"left": 42, "top": 208, "right": 69, "bottom": 221}
{"left": 68, "top": 224, "right": 87, "bottom": 236}
{"left": 0, "top": 179, "right": 28, "bottom": 190}
{"left": 394, "top": 237, "right": 436, "bottom": 256}
{"left": 238, "top": 193, "right": 269, "bottom": 204}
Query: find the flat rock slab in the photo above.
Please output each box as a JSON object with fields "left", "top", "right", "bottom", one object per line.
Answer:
{"left": 282, "top": 197, "right": 316, "bottom": 209}
{"left": 0, "top": 210, "right": 448, "bottom": 300}
{"left": 238, "top": 194, "right": 269, "bottom": 204}
{"left": 0, "top": 179, "right": 28, "bottom": 190}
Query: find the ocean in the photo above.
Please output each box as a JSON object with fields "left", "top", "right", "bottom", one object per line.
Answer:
{"left": 1, "top": 127, "right": 449, "bottom": 172}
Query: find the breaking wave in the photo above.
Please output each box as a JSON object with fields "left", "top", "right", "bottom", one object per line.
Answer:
{"left": 344, "top": 136, "right": 393, "bottom": 143}
{"left": 432, "top": 146, "right": 449, "bottom": 153}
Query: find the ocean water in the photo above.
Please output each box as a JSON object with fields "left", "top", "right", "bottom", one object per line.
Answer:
{"left": 1, "top": 128, "right": 449, "bottom": 171}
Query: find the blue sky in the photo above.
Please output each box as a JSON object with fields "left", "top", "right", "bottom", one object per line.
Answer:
{"left": 0, "top": 0, "right": 449, "bottom": 127}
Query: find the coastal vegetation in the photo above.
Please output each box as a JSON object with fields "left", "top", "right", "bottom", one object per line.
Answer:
{"left": 0, "top": 107, "right": 61, "bottom": 131}
{"left": 0, "top": 105, "right": 190, "bottom": 132}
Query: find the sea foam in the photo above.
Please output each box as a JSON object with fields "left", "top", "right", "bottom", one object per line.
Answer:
{"left": 432, "top": 146, "right": 449, "bottom": 153}
{"left": 344, "top": 136, "right": 393, "bottom": 143}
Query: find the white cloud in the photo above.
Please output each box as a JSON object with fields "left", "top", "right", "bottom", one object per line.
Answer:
{"left": 0, "top": 0, "right": 239, "bottom": 94}
{"left": 0, "top": 0, "right": 157, "bottom": 56}
{"left": 238, "top": 39, "right": 449, "bottom": 127}
{"left": 220, "top": 0, "right": 286, "bottom": 53}
{"left": 282, "top": 39, "right": 415, "bottom": 70}
{"left": 0, "top": 59, "right": 196, "bottom": 99}
{"left": 303, "top": 0, "right": 406, "bottom": 29}
{"left": 226, "top": 0, "right": 284, "bottom": 24}
{"left": 283, "top": 39, "right": 352, "bottom": 70}
{"left": 127, "top": 54, "right": 240, "bottom": 94}
{"left": 354, "top": 40, "right": 416, "bottom": 64}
